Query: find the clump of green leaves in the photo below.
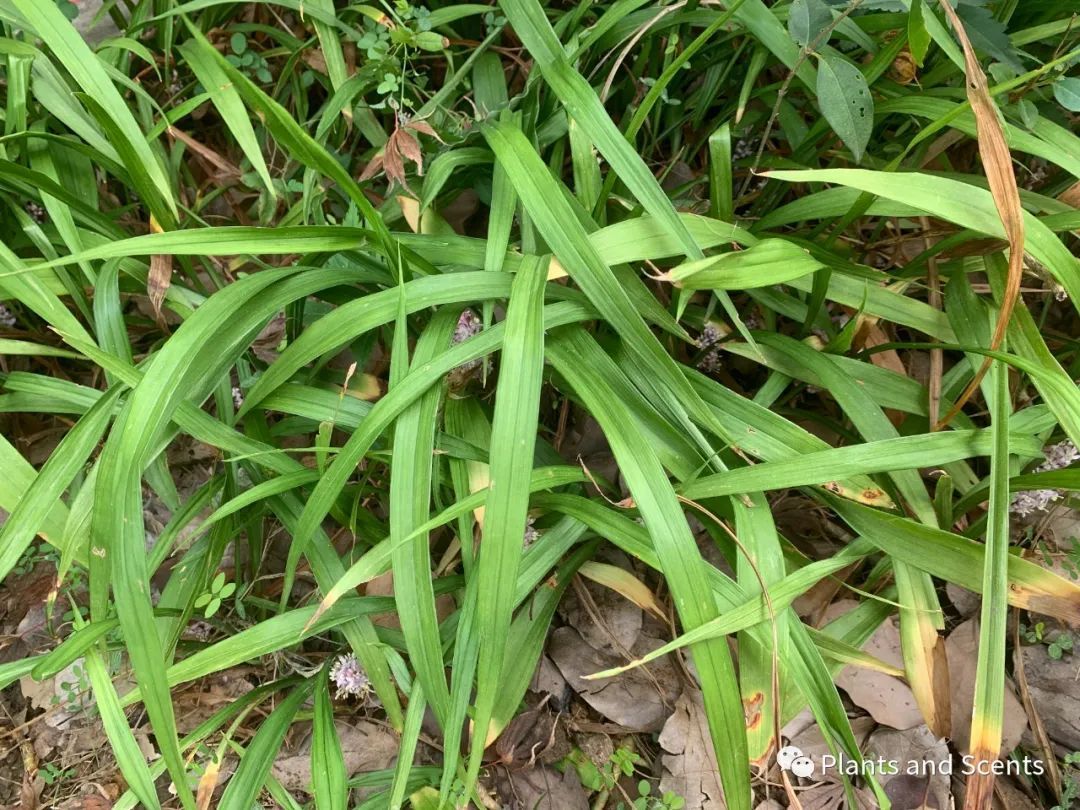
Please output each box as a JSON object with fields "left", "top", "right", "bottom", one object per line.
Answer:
{"left": 618, "top": 781, "right": 686, "bottom": 810}
{"left": 227, "top": 33, "right": 272, "bottom": 84}
{"left": 1021, "top": 621, "right": 1074, "bottom": 659}
{"left": 3, "top": 0, "right": 1080, "bottom": 808}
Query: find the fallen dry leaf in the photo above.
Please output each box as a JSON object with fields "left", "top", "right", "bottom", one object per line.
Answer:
{"left": 271, "top": 719, "right": 400, "bottom": 793}
{"left": 867, "top": 724, "right": 950, "bottom": 809}
{"left": 493, "top": 705, "right": 558, "bottom": 768}
{"left": 494, "top": 764, "right": 589, "bottom": 810}
{"left": 883, "top": 773, "right": 942, "bottom": 810}
{"left": 830, "top": 607, "right": 923, "bottom": 730}
{"left": 991, "top": 777, "right": 1042, "bottom": 810}
{"left": 558, "top": 550, "right": 644, "bottom": 658}
{"left": 780, "top": 718, "right": 877, "bottom": 810}
{"left": 659, "top": 691, "right": 725, "bottom": 810}
{"left": 548, "top": 627, "right": 680, "bottom": 732}
{"left": 20, "top": 771, "right": 39, "bottom": 810}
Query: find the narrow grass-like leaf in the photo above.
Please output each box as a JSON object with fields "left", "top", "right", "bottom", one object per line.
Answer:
{"left": 964, "top": 358, "right": 1012, "bottom": 809}
{"left": 763, "top": 168, "right": 1079, "bottom": 303}
{"left": 388, "top": 308, "right": 456, "bottom": 725}
{"left": 388, "top": 684, "right": 426, "bottom": 810}
{"left": 0, "top": 386, "right": 120, "bottom": 580}
{"left": 10, "top": 0, "right": 176, "bottom": 222}
{"left": 465, "top": 255, "right": 548, "bottom": 789}
{"left": 218, "top": 680, "right": 313, "bottom": 810}
{"left": 547, "top": 327, "right": 751, "bottom": 810}
{"left": 663, "top": 239, "right": 824, "bottom": 290}
{"left": 312, "top": 667, "right": 347, "bottom": 810}
{"left": 177, "top": 37, "right": 275, "bottom": 196}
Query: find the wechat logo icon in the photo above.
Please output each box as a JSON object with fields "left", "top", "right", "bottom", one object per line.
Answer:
{"left": 777, "top": 745, "right": 815, "bottom": 779}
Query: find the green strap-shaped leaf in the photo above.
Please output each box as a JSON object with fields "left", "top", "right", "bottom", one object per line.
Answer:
{"left": 465, "top": 255, "right": 548, "bottom": 788}
{"left": 178, "top": 37, "right": 275, "bottom": 196}
{"left": 547, "top": 327, "right": 752, "bottom": 810}
{"left": 389, "top": 308, "right": 457, "bottom": 725}
{"left": 312, "top": 668, "right": 347, "bottom": 810}
{"left": 10, "top": 0, "right": 176, "bottom": 223}
{"left": 219, "top": 680, "right": 314, "bottom": 810}
{"left": 765, "top": 168, "right": 1080, "bottom": 303}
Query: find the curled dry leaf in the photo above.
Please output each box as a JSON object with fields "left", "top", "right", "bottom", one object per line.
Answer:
{"left": 147, "top": 216, "right": 172, "bottom": 320}
{"left": 359, "top": 118, "right": 442, "bottom": 194}
{"left": 195, "top": 756, "right": 220, "bottom": 810}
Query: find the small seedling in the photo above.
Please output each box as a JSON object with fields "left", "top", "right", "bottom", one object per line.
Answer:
{"left": 194, "top": 572, "right": 236, "bottom": 619}
{"left": 39, "top": 761, "right": 75, "bottom": 785}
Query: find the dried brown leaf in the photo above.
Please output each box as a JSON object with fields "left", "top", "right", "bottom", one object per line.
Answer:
{"left": 19, "top": 771, "right": 38, "bottom": 810}
{"left": 148, "top": 252, "right": 172, "bottom": 319}
{"left": 1058, "top": 179, "right": 1080, "bottom": 209}
{"left": 934, "top": 0, "right": 1026, "bottom": 430}
{"left": 195, "top": 757, "right": 220, "bottom": 810}
{"left": 405, "top": 119, "right": 443, "bottom": 142}
{"left": 394, "top": 128, "right": 423, "bottom": 174}
{"left": 659, "top": 691, "right": 726, "bottom": 810}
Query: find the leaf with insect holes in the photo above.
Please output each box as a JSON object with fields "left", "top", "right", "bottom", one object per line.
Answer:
{"left": 788, "top": 0, "right": 832, "bottom": 49}
{"left": 815, "top": 52, "right": 873, "bottom": 163}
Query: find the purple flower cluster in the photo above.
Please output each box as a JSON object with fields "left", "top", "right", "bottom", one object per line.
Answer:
{"left": 1010, "top": 440, "right": 1079, "bottom": 517}
{"left": 523, "top": 516, "right": 540, "bottom": 547}
{"left": 329, "top": 653, "right": 372, "bottom": 700}
{"left": 23, "top": 201, "right": 46, "bottom": 224}
{"left": 451, "top": 310, "right": 483, "bottom": 374}
{"left": 697, "top": 322, "right": 724, "bottom": 373}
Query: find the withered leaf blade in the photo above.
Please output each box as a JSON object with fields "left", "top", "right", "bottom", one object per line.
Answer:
{"left": 148, "top": 252, "right": 173, "bottom": 319}
{"left": 934, "top": 0, "right": 1026, "bottom": 429}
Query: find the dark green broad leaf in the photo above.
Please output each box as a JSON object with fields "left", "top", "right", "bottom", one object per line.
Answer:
{"left": 1053, "top": 77, "right": 1080, "bottom": 112}
{"left": 815, "top": 53, "right": 873, "bottom": 163}
{"left": 788, "top": 0, "right": 832, "bottom": 49}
